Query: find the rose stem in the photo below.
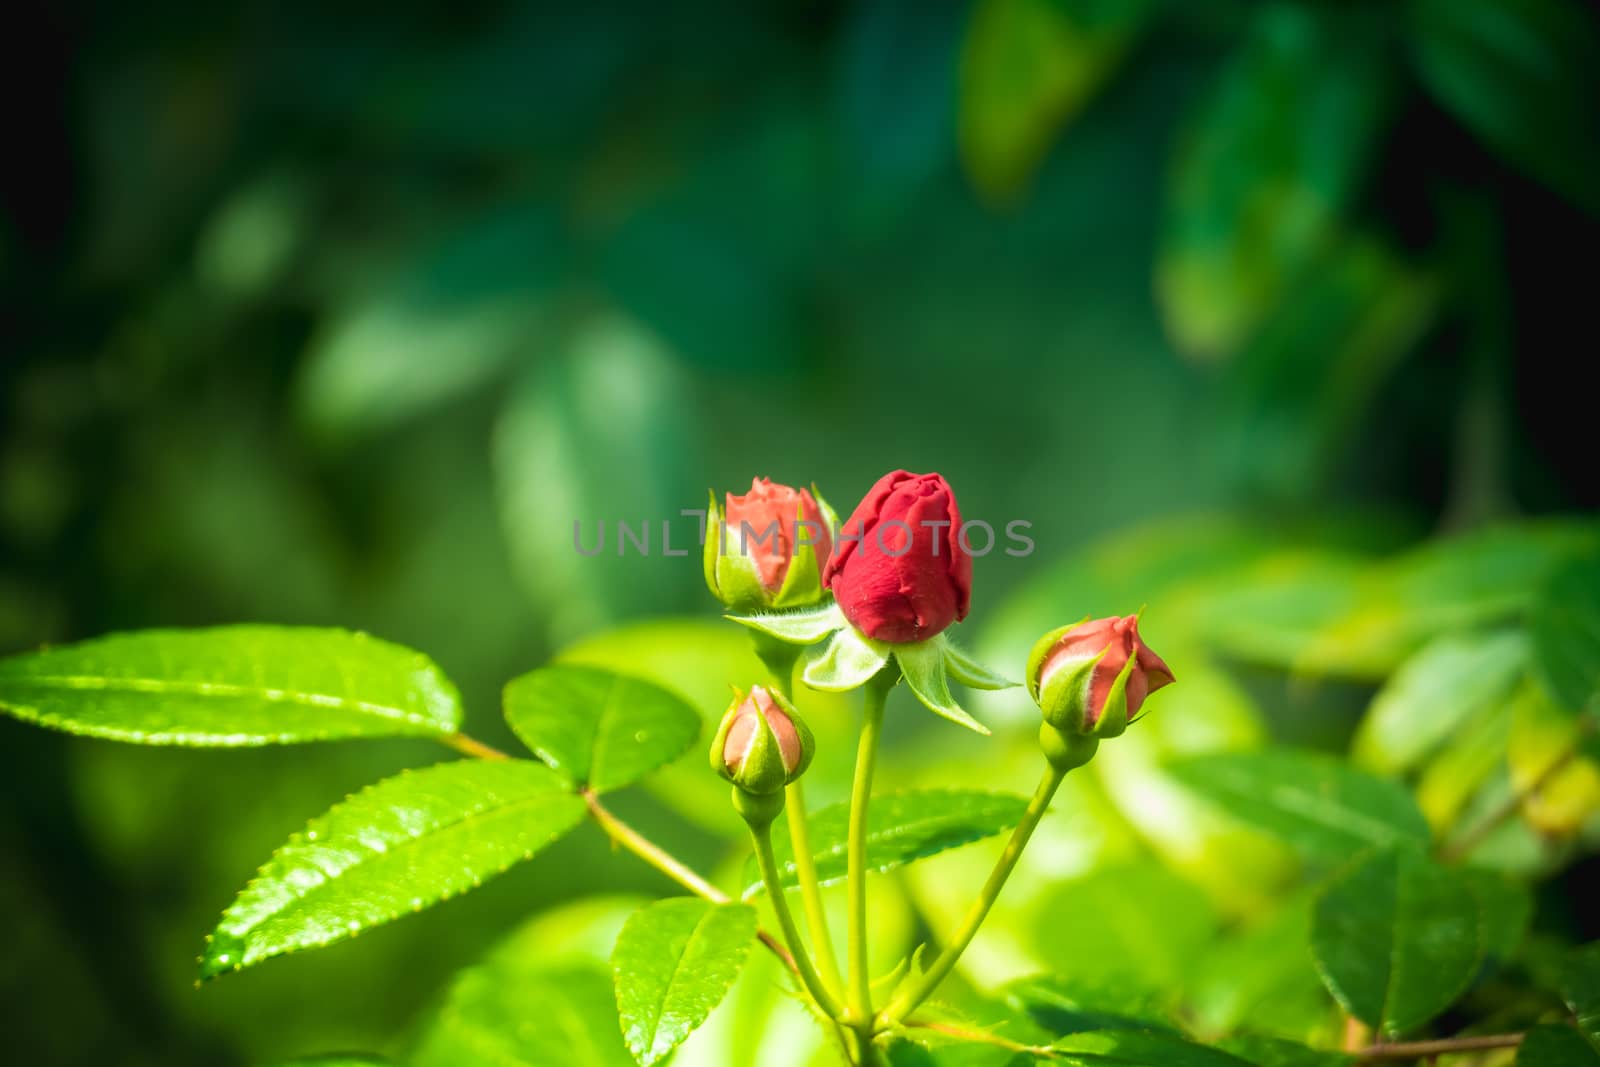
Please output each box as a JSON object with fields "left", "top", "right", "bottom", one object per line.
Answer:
{"left": 879, "top": 761, "right": 1068, "bottom": 1027}
{"left": 754, "top": 635, "right": 845, "bottom": 999}
{"left": 846, "top": 670, "right": 893, "bottom": 1033}
{"left": 749, "top": 818, "right": 846, "bottom": 1019}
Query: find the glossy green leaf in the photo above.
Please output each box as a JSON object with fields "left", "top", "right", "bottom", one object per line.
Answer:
{"left": 1051, "top": 1030, "right": 1258, "bottom": 1067}
{"left": 741, "top": 789, "right": 1027, "bottom": 898}
{"left": 1311, "top": 849, "right": 1483, "bottom": 1035}
{"left": 0, "top": 626, "right": 462, "bottom": 746}
{"left": 958, "top": 0, "right": 1155, "bottom": 202}
{"left": 413, "top": 963, "right": 633, "bottom": 1067}
{"left": 1411, "top": 0, "right": 1600, "bottom": 216}
{"left": 1354, "top": 630, "right": 1526, "bottom": 773}
{"left": 202, "top": 759, "right": 585, "bottom": 978}
{"left": 503, "top": 665, "right": 701, "bottom": 793}
{"left": 1158, "top": 3, "right": 1393, "bottom": 357}
{"left": 611, "top": 898, "right": 757, "bottom": 1066}
{"left": 1518, "top": 1023, "right": 1600, "bottom": 1066}
{"left": 1560, "top": 942, "right": 1600, "bottom": 1051}
{"left": 1530, "top": 549, "right": 1600, "bottom": 715}
{"left": 1168, "top": 749, "right": 1431, "bottom": 860}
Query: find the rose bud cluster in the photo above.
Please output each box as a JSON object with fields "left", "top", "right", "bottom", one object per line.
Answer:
{"left": 705, "top": 477, "right": 835, "bottom": 612}
{"left": 823, "top": 470, "right": 972, "bottom": 644}
{"left": 711, "top": 685, "right": 815, "bottom": 795}
{"left": 1028, "top": 615, "right": 1175, "bottom": 740}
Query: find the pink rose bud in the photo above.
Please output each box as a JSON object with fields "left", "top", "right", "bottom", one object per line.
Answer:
{"left": 705, "top": 477, "right": 835, "bottom": 611}
{"left": 822, "top": 470, "right": 972, "bottom": 643}
{"left": 1027, "top": 615, "right": 1175, "bottom": 737}
{"left": 710, "top": 685, "right": 815, "bottom": 795}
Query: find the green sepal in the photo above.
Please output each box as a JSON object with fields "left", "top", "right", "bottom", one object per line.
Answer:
{"left": 811, "top": 482, "right": 840, "bottom": 538}
{"left": 729, "top": 602, "right": 845, "bottom": 646}
{"left": 714, "top": 540, "right": 769, "bottom": 614}
{"left": 709, "top": 686, "right": 744, "bottom": 778}
{"left": 1090, "top": 652, "right": 1139, "bottom": 739}
{"left": 711, "top": 688, "right": 813, "bottom": 795}
{"left": 940, "top": 636, "right": 1019, "bottom": 690}
{"left": 1025, "top": 616, "right": 1091, "bottom": 702}
{"left": 802, "top": 625, "right": 892, "bottom": 692}
{"left": 1037, "top": 647, "right": 1107, "bottom": 733}
{"left": 702, "top": 489, "right": 722, "bottom": 600}
{"left": 772, "top": 498, "right": 827, "bottom": 610}
{"left": 895, "top": 640, "right": 991, "bottom": 736}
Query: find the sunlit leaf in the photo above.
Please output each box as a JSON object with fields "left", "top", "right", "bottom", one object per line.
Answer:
{"left": 611, "top": 899, "right": 757, "bottom": 1067}
{"left": 1004, "top": 974, "right": 1171, "bottom": 1037}
{"left": 1508, "top": 683, "right": 1600, "bottom": 837}
{"left": 1310, "top": 849, "right": 1482, "bottom": 1036}
{"left": 1187, "top": 890, "right": 1332, "bottom": 1040}
{"left": 741, "top": 789, "right": 1027, "bottom": 898}
{"left": 1031, "top": 862, "right": 1217, "bottom": 996}
{"left": 1213, "top": 1036, "right": 1351, "bottom": 1067}
{"left": 1051, "top": 1029, "right": 1257, "bottom": 1067}
{"left": 1168, "top": 749, "right": 1431, "bottom": 860}
{"left": 1353, "top": 630, "right": 1526, "bottom": 773}
{"left": 1530, "top": 548, "right": 1600, "bottom": 715}
{"left": 202, "top": 760, "right": 585, "bottom": 978}
{"left": 503, "top": 665, "right": 701, "bottom": 793}
{"left": 0, "top": 626, "right": 462, "bottom": 746}
{"left": 413, "top": 963, "right": 632, "bottom": 1067}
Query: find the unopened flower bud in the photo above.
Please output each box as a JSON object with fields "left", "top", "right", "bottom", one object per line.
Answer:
{"left": 704, "top": 478, "right": 834, "bottom": 612}
{"left": 1026, "top": 615, "right": 1175, "bottom": 739}
{"left": 711, "top": 685, "right": 815, "bottom": 796}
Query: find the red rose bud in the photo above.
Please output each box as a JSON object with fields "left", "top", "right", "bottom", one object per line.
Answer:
{"left": 822, "top": 470, "right": 972, "bottom": 643}
{"left": 1027, "top": 615, "right": 1175, "bottom": 737}
{"left": 705, "top": 477, "right": 834, "bottom": 611}
{"left": 710, "top": 685, "right": 815, "bottom": 795}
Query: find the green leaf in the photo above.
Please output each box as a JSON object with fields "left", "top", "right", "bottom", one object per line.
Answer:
{"left": 1188, "top": 891, "right": 1331, "bottom": 1039}
{"left": 1518, "top": 1023, "right": 1600, "bottom": 1066}
{"left": 1168, "top": 749, "right": 1432, "bottom": 860}
{"left": 1310, "top": 849, "right": 1483, "bottom": 1036}
{"left": 202, "top": 759, "right": 585, "bottom": 978}
{"left": 1462, "top": 868, "right": 1532, "bottom": 974}
{"left": 1005, "top": 974, "right": 1174, "bottom": 1037}
{"left": 1411, "top": 0, "right": 1600, "bottom": 216}
{"left": 264, "top": 1058, "right": 397, "bottom": 1067}
{"left": 1530, "top": 549, "right": 1600, "bottom": 715}
{"left": 1158, "top": 3, "right": 1394, "bottom": 357}
{"left": 413, "top": 963, "right": 633, "bottom": 1067}
{"left": 741, "top": 789, "right": 1027, "bottom": 898}
{"left": 958, "top": 0, "right": 1155, "bottom": 202}
{"left": 1032, "top": 862, "right": 1218, "bottom": 995}
{"left": 1051, "top": 1030, "right": 1258, "bottom": 1067}
{"left": 0, "top": 626, "right": 462, "bottom": 746}
{"left": 503, "top": 665, "right": 701, "bottom": 793}
{"left": 1560, "top": 942, "right": 1600, "bottom": 1052}
{"left": 896, "top": 640, "right": 991, "bottom": 735}
{"left": 1214, "top": 1036, "right": 1351, "bottom": 1067}
{"left": 1353, "top": 630, "right": 1526, "bottom": 773}
{"left": 611, "top": 899, "right": 758, "bottom": 1067}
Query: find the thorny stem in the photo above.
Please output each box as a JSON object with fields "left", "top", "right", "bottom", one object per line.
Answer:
{"left": 750, "top": 819, "right": 845, "bottom": 1019}
{"left": 880, "top": 762, "right": 1067, "bottom": 1027}
{"left": 847, "top": 671, "right": 893, "bottom": 1027}
{"left": 1440, "top": 717, "right": 1595, "bottom": 863}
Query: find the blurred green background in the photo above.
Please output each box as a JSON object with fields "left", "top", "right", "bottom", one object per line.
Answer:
{"left": 3, "top": 0, "right": 1598, "bottom": 1063}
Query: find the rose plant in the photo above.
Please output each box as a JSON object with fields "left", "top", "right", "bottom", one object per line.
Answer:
{"left": 0, "top": 470, "right": 1597, "bottom": 1067}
